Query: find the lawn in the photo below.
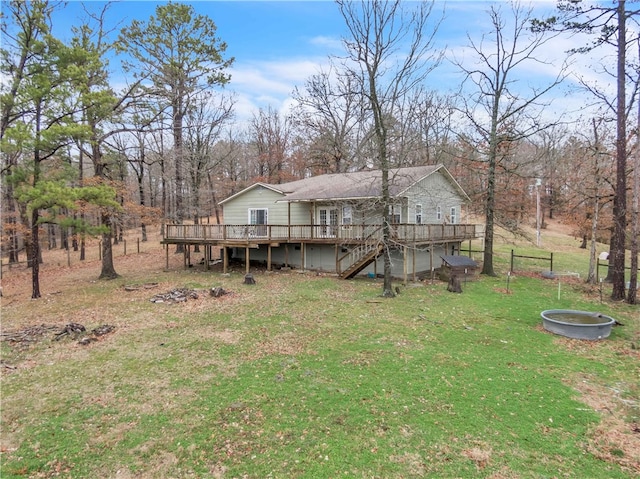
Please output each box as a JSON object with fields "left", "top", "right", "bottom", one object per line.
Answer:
{"left": 1, "top": 226, "right": 638, "bottom": 478}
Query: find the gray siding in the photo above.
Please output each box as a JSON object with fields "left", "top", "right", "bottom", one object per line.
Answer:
{"left": 222, "top": 170, "right": 466, "bottom": 227}
{"left": 405, "top": 173, "right": 463, "bottom": 224}
{"left": 222, "top": 186, "right": 310, "bottom": 225}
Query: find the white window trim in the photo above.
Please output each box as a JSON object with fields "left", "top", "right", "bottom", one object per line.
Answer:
{"left": 342, "top": 205, "right": 353, "bottom": 225}
{"left": 450, "top": 206, "right": 457, "bottom": 224}
{"left": 436, "top": 205, "right": 442, "bottom": 221}
{"left": 248, "top": 208, "right": 268, "bottom": 224}
{"left": 388, "top": 204, "right": 401, "bottom": 223}
{"left": 415, "top": 204, "right": 422, "bottom": 224}
{"left": 318, "top": 207, "right": 338, "bottom": 237}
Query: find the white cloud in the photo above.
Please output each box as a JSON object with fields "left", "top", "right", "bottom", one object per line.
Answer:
{"left": 309, "top": 35, "right": 343, "bottom": 51}
{"left": 227, "top": 56, "right": 331, "bottom": 125}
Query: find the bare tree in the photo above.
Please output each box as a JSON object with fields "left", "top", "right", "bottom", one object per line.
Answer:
{"left": 629, "top": 40, "right": 640, "bottom": 304}
{"left": 534, "top": 0, "right": 640, "bottom": 301}
{"left": 455, "top": 1, "right": 569, "bottom": 276}
{"left": 249, "top": 106, "right": 293, "bottom": 184}
{"left": 585, "top": 118, "right": 609, "bottom": 284}
{"left": 119, "top": 2, "right": 233, "bottom": 252}
{"left": 336, "top": 0, "right": 443, "bottom": 297}
{"left": 184, "top": 91, "right": 234, "bottom": 225}
{"left": 293, "top": 66, "right": 364, "bottom": 174}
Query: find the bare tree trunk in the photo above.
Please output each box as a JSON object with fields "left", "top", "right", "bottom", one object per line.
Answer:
{"left": 208, "top": 172, "right": 221, "bottom": 225}
{"left": 93, "top": 143, "right": 118, "bottom": 279}
{"left": 173, "top": 98, "right": 185, "bottom": 254}
{"left": 587, "top": 197, "right": 600, "bottom": 284}
{"left": 30, "top": 209, "right": 41, "bottom": 299}
{"left": 627, "top": 52, "right": 639, "bottom": 304}
{"left": 610, "top": 0, "right": 627, "bottom": 300}
{"left": 629, "top": 144, "right": 638, "bottom": 303}
{"left": 138, "top": 170, "right": 147, "bottom": 242}
{"left": 99, "top": 213, "right": 118, "bottom": 279}
{"left": 587, "top": 118, "right": 602, "bottom": 284}
{"left": 30, "top": 104, "right": 43, "bottom": 299}
{"left": 161, "top": 154, "right": 167, "bottom": 237}
{"left": 78, "top": 148, "right": 85, "bottom": 260}
{"left": 481, "top": 107, "right": 498, "bottom": 277}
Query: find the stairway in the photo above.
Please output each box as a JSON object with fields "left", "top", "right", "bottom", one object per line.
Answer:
{"left": 339, "top": 242, "right": 384, "bottom": 279}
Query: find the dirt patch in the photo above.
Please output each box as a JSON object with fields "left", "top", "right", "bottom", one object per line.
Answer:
{"left": 535, "top": 326, "right": 640, "bottom": 473}
{"left": 571, "top": 376, "right": 640, "bottom": 474}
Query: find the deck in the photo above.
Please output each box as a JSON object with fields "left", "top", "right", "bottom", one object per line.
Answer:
{"left": 163, "top": 223, "right": 483, "bottom": 246}
{"left": 162, "top": 223, "right": 484, "bottom": 277}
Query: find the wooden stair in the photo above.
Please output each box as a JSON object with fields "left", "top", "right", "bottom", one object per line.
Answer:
{"left": 339, "top": 243, "right": 384, "bottom": 279}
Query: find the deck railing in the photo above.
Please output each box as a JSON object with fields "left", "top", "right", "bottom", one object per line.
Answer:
{"left": 164, "top": 223, "right": 483, "bottom": 243}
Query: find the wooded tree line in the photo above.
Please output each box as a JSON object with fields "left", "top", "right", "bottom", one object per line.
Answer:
{"left": 1, "top": 0, "right": 638, "bottom": 303}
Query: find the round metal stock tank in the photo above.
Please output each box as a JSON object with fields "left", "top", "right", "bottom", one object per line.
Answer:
{"left": 540, "top": 310, "right": 616, "bottom": 340}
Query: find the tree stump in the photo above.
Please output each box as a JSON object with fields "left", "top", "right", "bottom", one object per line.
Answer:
{"left": 210, "top": 286, "right": 228, "bottom": 297}
{"left": 243, "top": 274, "right": 256, "bottom": 285}
{"left": 447, "top": 275, "right": 462, "bottom": 293}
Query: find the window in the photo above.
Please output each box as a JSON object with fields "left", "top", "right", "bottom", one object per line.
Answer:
{"left": 249, "top": 208, "right": 268, "bottom": 225}
{"left": 436, "top": 206, "right": 442, "bottom": 221}
{"left": 388, "top": 205, "right": 401, "bottom": 224}
{"left": 415, "top": 204, "right": 422, "bottom": 224}
{"left": 450, "top": 207, "right": 457, "bottom": 224}
{"left": 318, "top": 207, "right": 338, "bottom": 237}
{"left": 342, "top": 205, "right": 352, "bottom": 225}
{"left": 248, "top": 208, "right": 268, "bottom": 236}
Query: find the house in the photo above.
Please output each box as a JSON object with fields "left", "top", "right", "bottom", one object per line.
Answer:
{"left": 162, "top": 164, "right": 483, "bottom": 281}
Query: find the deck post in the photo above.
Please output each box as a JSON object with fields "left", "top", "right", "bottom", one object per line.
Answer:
{"left": 267, "top": 245, "right": 272, "bottom": 271}
{"left": 335, "top": 244, "right": 339, "bottom": 273}
{"left": 300, "top": 243, "right": 305, "bottom": 271}
{"left": 165, "top": 243, "right": 169, "bottom": 271}
{"left": 245, "top": 247, "right": 250, "bottom": 274}
{"left": 413, "top": 243, "right": 417, "bottom": 282}
{"left": 403, "top": 246, "right": 408, "bottom": 285}
{"left": 284, "top": 244, "right": 289, "bottom": 267}
{"left": 205, "top": 244, "right": 210, "bottom": 271}
{"left": 223, "top": 247, "right": 228, "bottom": 274}
{"left": 430, "top": 245, "right": 434, "bottom": 281}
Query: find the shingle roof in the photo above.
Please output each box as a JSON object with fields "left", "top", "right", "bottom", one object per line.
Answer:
{"left": 219, "top": 163, "right": 469, "bottom": 205}
{"left": 440, "top": 255, "right": 479, "bottom": 268}
{"left": 273, "top": 165, "right": 442, "bottom": 202}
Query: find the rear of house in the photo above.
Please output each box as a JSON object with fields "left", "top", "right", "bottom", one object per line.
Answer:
{"left": 212, "top": 164, "right": 482, "bottom": 279}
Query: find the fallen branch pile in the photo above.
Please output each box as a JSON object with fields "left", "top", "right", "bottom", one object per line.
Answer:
{"left": 1, "top": 324, "right": 61, "bottom": 344}
{"left": 1, "top": 322, "right": 116, "bottom": 347}
{"left": 150, "top": 288, "right": 199, "bottom": 303}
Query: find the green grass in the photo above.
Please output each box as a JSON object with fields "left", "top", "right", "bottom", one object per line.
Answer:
{"left": 1, "top": 246, "right": 639, "bottom": 478}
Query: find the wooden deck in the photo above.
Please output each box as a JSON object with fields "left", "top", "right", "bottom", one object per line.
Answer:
{"left": 162, "top": 223, "right": 484, "bottom": 277}
{"left": 163, "top": 223, "right": 482, "bottom": 246}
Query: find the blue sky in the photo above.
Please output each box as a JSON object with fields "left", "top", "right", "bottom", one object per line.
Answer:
{"left": 52, "top": 1, "right": 621, "bottom": 126}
